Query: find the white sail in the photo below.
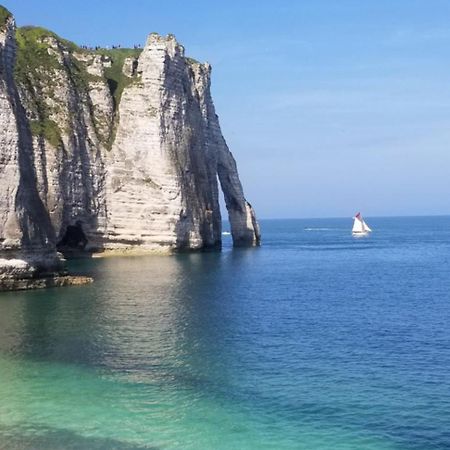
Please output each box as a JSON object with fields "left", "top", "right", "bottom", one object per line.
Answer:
{"left": 352, "top": 213, "right": 372, "bottom": 234}
{"left": 352, "top": 217, "right": 364, "bottom": 233}
{"left": 362, "top": 221, "right": 372, "bottom": 232}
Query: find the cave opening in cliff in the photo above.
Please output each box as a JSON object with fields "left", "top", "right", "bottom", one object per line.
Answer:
{"left": 218, "top": 181, "right": 230, "bottom": 234}
{"left": 57, "top": 221, "right": 88, "bottom": 252}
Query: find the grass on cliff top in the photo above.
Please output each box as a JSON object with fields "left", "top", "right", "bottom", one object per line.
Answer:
{"left": 16, "top": 28, "right": 106, "bottom": 94}
{"left": 14, "top": 26, "right": 79, "bottom": 87}
{"left": 0, "top": 5, "right": 12, "bottom": 28}
{"left": 14, "top": 25, "right": 143, "bottom": 110}
{"left": 13, "top": 25, "right": 143, "bottom": 148}
{"left": 14, "top": 26, "right": 80, "bottom": 147}
{"left": 95, "top": 47, "right": 142, "bottom": 109}
{"left": 16, "top": 26, "right": 78, "bottom": 52}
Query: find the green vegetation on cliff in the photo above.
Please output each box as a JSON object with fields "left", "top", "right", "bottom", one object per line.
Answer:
{"left": 29, "top": 119, "right": 62, "bottom": 148}
{"left": 93, "top": 47, "right": 142, "bottom": 149}
{"left": 15, "top": 27, "right": 64, "bottom": 85}
{"left": 14, "top": 26, "right": 89, "bottom": 88}
{"left": 96, "top": 48, "right": 142, "bottom": 109}
{"left": 0, "top": 5, "right": 12, "bottom": 29}
{"left": 14, "top": 27, "right": 67, "bottom": 146}
{"left": 14, "top": 27, "right": 101, "bottom": 147}
{"left": 12, "top": 24, "right": 143, "bottom": 148}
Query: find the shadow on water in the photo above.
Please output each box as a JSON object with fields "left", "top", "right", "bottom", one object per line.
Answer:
{"left": 0, "top": 250, "right": 249, "bottom": 365}
{"left": 0, "top": 425, "right": 159, "bottom": 450}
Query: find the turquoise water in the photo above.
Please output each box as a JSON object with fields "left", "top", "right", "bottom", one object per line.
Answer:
{"left": 1, "top": 217, "right": 450, "bottom": 449}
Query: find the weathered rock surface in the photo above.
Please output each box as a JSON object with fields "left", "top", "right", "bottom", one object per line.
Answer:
{"left": 0, "top": 11, "right": 64, "bottom": 283}
{"left": 0, "top": 5, "right": 260, "bottom": 289}
{"left": 15, "top": 32, "right": 110, "bottom": 251}
{"left": 105, "top": 34, "right": 260, "bottom": 250}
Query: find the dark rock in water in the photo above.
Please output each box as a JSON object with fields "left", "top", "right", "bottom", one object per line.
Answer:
{"left": 0, "top": 275, "right": 93, "bottom": 291}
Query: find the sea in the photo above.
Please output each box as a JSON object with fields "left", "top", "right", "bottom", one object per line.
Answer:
{"left": 0, "top": 216, "right": 449, "bottom": 450}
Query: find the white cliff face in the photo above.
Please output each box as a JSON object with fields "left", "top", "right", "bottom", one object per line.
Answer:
{"left": 16, "top": 37, "right": 112, "bottom": 251}
{"left": 0, "top": 16, "right": 21, "bottom": 249}
{"left": 85, "top": 54, "right": 114, "bottom": 143}
{"left": 0, "top": 9, "right": 260, "bottom": 287}
{"left": 189, "top": 61, "right": 261, "bottom": 246}
{"left": 0, "top": 14, "right": 63, "bottom": 284}
{"left": 105, "top": 36, "right": 183, "bottom": 250}
{"left": 105, "top": 34, "right": 260, "bottom": 251}
{"left": 106, "top": 35, "right": 221, "bottom": 251}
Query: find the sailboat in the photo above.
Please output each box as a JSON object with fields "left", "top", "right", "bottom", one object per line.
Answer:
{"left": 352, "top": 212, "right": 372, "bottom": 236}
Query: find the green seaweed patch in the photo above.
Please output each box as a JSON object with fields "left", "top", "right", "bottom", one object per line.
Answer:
{"left": 0, "top": 5, "right": 12, "bottom": 29}
{"left": 95, "top": 47, "right": 142, "bottom": 110}
{"left": 29, "top": 119, "right": 62, "bottom": 148}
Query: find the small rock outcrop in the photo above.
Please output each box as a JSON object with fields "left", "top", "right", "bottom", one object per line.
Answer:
{"left": 0, "top": 5, "right": 260, "bottom": 289}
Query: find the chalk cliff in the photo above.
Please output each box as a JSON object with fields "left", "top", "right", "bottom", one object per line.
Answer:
{"left": 0, "top": 6, "right": 260, "bottom": 288}
{"left": 0, "top": 10, "right": 64, "bottom": 288}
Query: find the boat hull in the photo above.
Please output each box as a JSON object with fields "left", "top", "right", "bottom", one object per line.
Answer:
{"left": 352, "top": 231, "right": 370, "bottom": 236}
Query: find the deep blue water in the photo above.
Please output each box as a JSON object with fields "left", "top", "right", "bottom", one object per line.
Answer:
{"left": 0, "top": 217, "right": 450, "bottom": 449}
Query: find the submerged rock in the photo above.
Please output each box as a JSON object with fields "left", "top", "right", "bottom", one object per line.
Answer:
{"left": 0, "top": 6, "right": 260, "bottom": 290}
{"left": 0, "top": 275, "right": 93, "bottom": 291}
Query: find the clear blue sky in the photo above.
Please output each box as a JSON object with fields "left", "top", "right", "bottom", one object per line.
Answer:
{"left": 4, "top": 0, "right": 450, "bottom": 218}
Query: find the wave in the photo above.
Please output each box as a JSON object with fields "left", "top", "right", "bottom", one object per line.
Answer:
{"left": 222, "top": 231, "right": 231, "bottom": 236}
